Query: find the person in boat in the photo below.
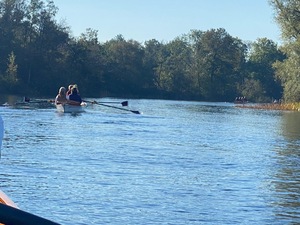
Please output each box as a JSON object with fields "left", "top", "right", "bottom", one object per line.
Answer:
{"left": 55, "top": 87, "right": 68, "bottom": 105}
{"left": 68, "top": 85, "right": 82, "bottom": 105}
{"left": 66, "top": 84, "right": 74, "bottom": 99}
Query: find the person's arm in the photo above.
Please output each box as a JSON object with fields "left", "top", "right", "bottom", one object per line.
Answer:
{"left": 55, "top": 96, "right": 67, "bottom": 105}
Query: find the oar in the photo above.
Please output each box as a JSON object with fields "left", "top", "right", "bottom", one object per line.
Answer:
{"left": 23, "top": 97, "right": 54, "bottom": 104}
{"left": 16, "top": 100, "right": 54, "bottom": 105}
{"left": 86, "top": 100, "right": 141, "bottom": 114}
{"left": 89, "top": 100, "right": 128, "bottom": 106}
{"left": 24, "top": 97, "right": 128, "bottom": 106}
{"left": 105, "top": 101, "right": 128, "bottom": 106}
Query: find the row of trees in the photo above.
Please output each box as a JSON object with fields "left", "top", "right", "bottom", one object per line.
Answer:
{"left": 0, "top": 0, "right": 297, "bottom": 102}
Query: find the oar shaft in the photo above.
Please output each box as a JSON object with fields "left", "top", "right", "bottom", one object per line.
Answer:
{"left": 89, "top": 100, "right": 128, "bottom": 106}
{"left": 22, "top": 97, "right": 55, "bottom": 104}
{"left": 86, "top": 100, "right": 140, "bottom": 114}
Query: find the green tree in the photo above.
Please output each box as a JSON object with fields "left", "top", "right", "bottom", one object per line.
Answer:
{"left": 103, "top": 35, "right": 145, "bottom": 96}
{"left": 188, "top": 28, "right": 247, "bottom": 101}
{"left": 23, "top": 0, "right": 70, "bottom": 94}
{"left": 143, "top": 39, "right": 164, "bottom": 96}
{"left": 6, "top": 51, "right": 18, "bottom": 83}
{"left": 273, "top": 44, "right": 300, "bottom": 102}
{"left": 245, "top": 38, "right": 285, "bottom": 102}
{"left": 66, "top": 28, "right": 106, "bottom": 97}
{"left": 0, "top": 0, "right": 26, "bottom": 73}
{"left": 154, "top": 37, "right": 193, "bottom": 99}
{"left": 0, "top": 51, "right": 20, "bottom": 93}
{"left": 270, "top": 0, "right": 300, "bottom": 102}
{"left": 240, "top": 78, "right": 265, "bottom": 102}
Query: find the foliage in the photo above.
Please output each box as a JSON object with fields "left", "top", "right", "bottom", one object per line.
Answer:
{"left": 239, "top": 78, "right": 269, "bottom": 103}
{"left": 6, "top": 51, "right": 18, "bottom": 83}
{"left": 187, "top": 28, "right": 247, "bottom": 101}
{"left": 270, "top": 0, "right": 300, "bottom": 102}
{"left": 0, "top": 0, "right": 286, "bottom": 103}
{"left": 243, "top": 38, "right": 285, "bottom": 102}
{"left": 274, "top": 40, "right": 300, "bottom": 101}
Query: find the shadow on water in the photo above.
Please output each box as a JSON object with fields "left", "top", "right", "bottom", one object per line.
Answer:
{"left": 272, "top": 112, "right": 300, "bottom": 222}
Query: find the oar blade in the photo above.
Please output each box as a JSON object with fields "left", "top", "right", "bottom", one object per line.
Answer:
{"left": 131, "top": 110, "right": 141, "bottom": 114}
{"left": 121, "top": 101, "right": 128, "bottom": 107}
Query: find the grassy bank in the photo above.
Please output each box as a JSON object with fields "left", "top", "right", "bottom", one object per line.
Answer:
{"left": 236, "top": 102, "right": 300, "bottom": 111}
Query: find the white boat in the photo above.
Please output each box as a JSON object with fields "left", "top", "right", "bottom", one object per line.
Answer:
{"left": 55, "top": 102, "right": 86, "bottom": 113}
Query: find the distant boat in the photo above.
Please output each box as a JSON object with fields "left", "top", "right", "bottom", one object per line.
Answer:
{"left": 55, "top": 102, "right": 86, "bottom": 113}
{"left": 234, "top": 97, "right": 248, "bottom": 104}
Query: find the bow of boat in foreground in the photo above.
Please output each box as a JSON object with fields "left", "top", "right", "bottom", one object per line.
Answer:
{"left": 0, "top": 190, "right": 18, "bottom": 208}
{"left": 0, "top": 190, "right": 60, "bottom": 225}
{"left": 55, "top": 102, "right": 86, "bottom": 113}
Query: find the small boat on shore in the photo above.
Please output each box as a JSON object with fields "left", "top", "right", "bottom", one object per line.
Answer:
{"left": 55, "top": 102, "right": 86, "bottom": 113}
{"left": 234, "top": 97, "right": 248, "bottom": 104}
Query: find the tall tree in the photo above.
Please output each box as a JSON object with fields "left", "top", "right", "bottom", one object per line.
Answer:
{"left": 188, "top": 28, "right": 247, "bottom": 101}
{"left": 0, "top": 0, "right": 26, "bottom": 74}
{"left": 143, "top": 39, "right": 164, "bottom": 96}
{"left": 154, "top": 37, "right": 193, "bottom": 99}
{"left": 66, "top": 28, "right": 105, "bottom": 96}
{"left": 270, "top": 0, "right": 300, "bottom": 101}
{"left": 245, "top": 38, "right": 285, "bottom": 101}
{"left": 103, "top": 35, "right": 144, "bottom": 96}
{"left": 22, "top": 0, "right": 70, "bottom": 93}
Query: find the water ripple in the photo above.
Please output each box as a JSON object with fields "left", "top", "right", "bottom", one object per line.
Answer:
{"left": 0, "top": 100, "right": 299, "bottom": 224}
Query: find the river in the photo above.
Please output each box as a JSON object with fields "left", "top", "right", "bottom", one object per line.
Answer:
{"left": 0, "top": 97, "right": 300, "bottom": 224}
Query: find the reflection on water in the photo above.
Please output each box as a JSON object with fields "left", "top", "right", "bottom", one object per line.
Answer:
{"left": 280, "top": 112, "right": 300, "bottom": 141}
{"left": 273, "top": 112, "right": 300, "bottom": 222}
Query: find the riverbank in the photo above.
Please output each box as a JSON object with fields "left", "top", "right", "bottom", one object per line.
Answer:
{"left": 236, "top": 102, "right": 300, "bottom": 111}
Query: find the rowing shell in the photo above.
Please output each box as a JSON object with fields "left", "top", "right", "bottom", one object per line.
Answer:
{"left": 55, "top": 102, "right": 86, "bottom": 113}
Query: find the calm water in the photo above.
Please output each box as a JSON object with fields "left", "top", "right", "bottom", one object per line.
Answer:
{"left": 0, "top": 98, "right": 300, "bottom": 225}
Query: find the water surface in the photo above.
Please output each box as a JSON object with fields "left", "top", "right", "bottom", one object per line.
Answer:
{"left": 0, "top": 99, "right": 300, "bottom": 224}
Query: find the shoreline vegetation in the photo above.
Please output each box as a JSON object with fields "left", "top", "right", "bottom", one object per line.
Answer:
{"left": 235, "top": 102, "right": 300, "bottom": 111}
{"left": 1, "top": 1, "right": 300, "bottom": 107}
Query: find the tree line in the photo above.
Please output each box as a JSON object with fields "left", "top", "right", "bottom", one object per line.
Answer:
{"left": 0, "top": 0, "right": 298, "bottom": 103}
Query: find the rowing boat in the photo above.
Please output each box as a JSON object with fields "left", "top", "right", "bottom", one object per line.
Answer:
{"left": 55, "top": 102, "right": 86, "bottom": 113}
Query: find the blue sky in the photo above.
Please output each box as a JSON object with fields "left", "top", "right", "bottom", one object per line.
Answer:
{"left": 54, "top": 0, "right": 281, "bottom": 44}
